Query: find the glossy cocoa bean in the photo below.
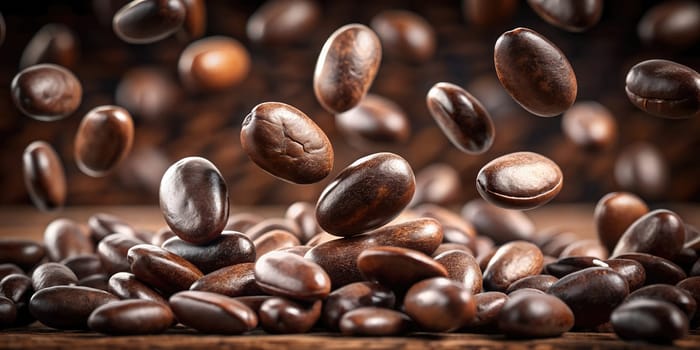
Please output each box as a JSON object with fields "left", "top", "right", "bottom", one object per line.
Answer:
{"left": 321, "top": 281, "right": 395, "bottom": 330}
{"left": 241, "top": 102, "right": 334, "bottom": 184}
{"left": 29, "top": 285, "right": 118, "bottom": 329}
{"left": 305, "top": 218, "right": 443, "bottom": 288}
{"left": 11, "top": 64, "right": 82, "bottom": 121}
{"left": 255, "top": 251, "right": 330, "bottom": 301}
{"left": 112, "top": 0, "right": 186, "bottom": 44}
{"left": 404, "top": 277, "right": 476, "bottom": 332}
{"left": 426, "top": 82, "right": 495, "bottom": 154}
{"left": 259, "top": 298, "right": 321, "bottom": 334}
{"left": 159, "top": 157, "right": 229, "bottom": 245}
{"left": 22, "top": 141, "right": 66, "bottom": 211}
{"left": 548, "top": 267, "right": 629, "bottom": 329}
{"left": 316, "top": 152, "right": 415, "bottom": 237}
{"left": 476, "top": 152, "right": 563, "bottom": 210}
{"left": 74, "top": 105, "right": 134, "bottom": 177}
{"left": 108, "top": 272, "right": 167, "bottom": 304}
{"left": 169, "top": 290, "right": 257, "bottom": 334}
{"left": 190, "top": 263, "right": 262, "bottom": 297}
{"left": 88, "top": 299, "right": 174, "bottom": 334}
{"left": 494, "top": 27, "right": 577, "bottom": 117}
{"left": 127, "top": 244, "right": 203, "bottom": 295}
{"left": 594, "top": 192, "right": 649, "bottom": 253}
{"left": 483, "top": 241, "right": 543, "bottom": 292}
{"left": 162, "top": 232, "right": 255, "bottom": 273}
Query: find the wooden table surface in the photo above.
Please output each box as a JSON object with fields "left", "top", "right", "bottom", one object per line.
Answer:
{"left": 1, "top": 204, "right": 700, "bottom": 350}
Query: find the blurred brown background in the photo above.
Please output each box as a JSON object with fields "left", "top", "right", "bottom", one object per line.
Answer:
{"left": 0, "top": 0, "right": 698, "bottom": 207}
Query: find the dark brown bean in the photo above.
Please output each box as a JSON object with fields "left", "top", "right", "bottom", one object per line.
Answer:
{"left": 162, "top": 232, "right": 255, "bottom": 273}
{"left": 74, "top": 105, "right": 134, "bottom": 177}
{"left": 604, "top": 258, "right": 646, "bottom": 292}
{"left": 108, "top": 272, "right": 166, "bottom": 304}
{"left": 0, "top": 296, "right": 16, "bottom": 328}
{"left": 461, "top": 199, "right": 535, "bottom": 244}
{"left": 612, "top": 209, "right": 685, "bottom": 260}
{"left": 628, "top": 284, "right": 696, "bottom": 320}
{"left": 677, "top": 277, "right": 700, "bottom": 323}
{"left": 29, "top": 285, "right": 118, "bottom": 329}
{"left": 494, "top": 27, "right": 577, "bottom": 117}
{"left": 253, "top": 230, "right": 300, "bottom": 258}
{"left": 178, "top": 36, "right": 250, "bottom": 92}
{"left": 19, "top": 23, "right": 78, "bottom": 69}
{"left": 306, "top": 218, "right": 443, "bottom": 288}
{"left": 61, "top": 255, "right": 104, "bottom": 279}
{"left": 477, "top": 152, "right": 563, "bottom": 210}
{"left": 1, "top": 274, "right": 33, "bottom": 305}
{"left": 545, "top": 256, "right": 600, "bottom": 278}
{"left": 88, "top": 213, "right": 137, "bottom": 244}
{"left": 127, "top": 244, "right": 203, "bottom": 295}
{"left": 411, "top": 163, "right": 461, "bottom": 207}
{"left": 499, "top": 290, "right": 574, "bottom": 338}
{"left": 614, "top": 142, "right": 669, "bottom": 199}
{"left": 241, "top": 102, "right": 333, "bottom": 185}
{"left": 404, "top": 277, "right": 476, "bottom": 332}
{"left": 548, "top": 267, "right": 629, "bottom": 329}
{"left": 506, "top": 275, "right": 558, "bottom": 294}
{"left": 426, "top": 82, "right": 495, "bottom": 154}
{"left": 484, "top": 241, "right": 543, "bottom": 292}
{"left": 0, "top": 265, "right": 24, "bottom": 281}
{"left": 159, "top": 157, "right": 228, "bottom": 245}
{"left": 625, "top": 59, "right": 700, "bottom": 119}
{"left": 255, "top": 251, "right": 330, "bottom": 301}
{"left": 461, "top": 292, "right": 508, "bottom": 331}
{"left": 611, "top": 299, "right": 688, "bottom": 343}
{"left": 32, "top": 262, "right": 78, "bottom": 291}
{"left": 43, "top": 218, "right": 92, "bottom": 262}
{"left": 97, "top": 233, "right": 145, "bottom": 274}
{"left": 246, "top": 0, "right": 320, "bottom": 45}
{"left": 259, "top": 298, "right": 321, "bottom": 334}
{"left": 285, "top": 202, "right": 321, "bottom": 244}
{"left": 0, "top": 273, "right": 34, "bottom": 327}
{"left": 316, "top": 152, "right": 415, "bottom": 236}
{"left": 321, "top": 281, "right": 395, "bottom": 330}
{"left": 11, "top": 64, "right": 82, "bottom": 121}
{"left": 179, "top": 0, "right": 206, "bottom": 39}
{"left": 561, "top": 101, "right": 617, "bottom": 151}
{"left": 595, "top": 192, "right": 649, "bottom": 253}
{"left": 190, "top": 263, "right": 262, "bottom": 297}
{"left": 370, "top": 10, "right": 435, "bottom": 63}
{"left": 113, "top": 0, "right": 186, "bottom": 44}
{"left": 616, "top": 253, "right": 686, "bottom": 285}
{"left": 462, "top": 0, "right": 518, "bottom": 27}
{"left": 357, "top": 246, "right": 448, "bottom": 292}
{"left": 638, "top": 1, "right": 700, "bottom": 49}
{"left": 537, "top": 228, "right": 579, "bottom": 257}
{"left": 169, "top": 290, "right": 257, "bottom": 334}
{"left": 434, "top": 250, "right": 482, "bottom": 295}
{"left": 314, "top": 24, "right": 381, "bottom": 114}
{"left": 339, "top": 307, "right": 412, "bottom": 336}
{"left": 0, "top": 240, "right": 45, "bottom": 272}
{"left": 88, "top": 299, "right": 173, "bottom": 335}
{"left": 527, "top": 0, "right": 603, "bottom": 32}
{"left": 335, "top": 94, "right": 410, "bottom": 149}
{"left": 22, "top": 141, "right": 66, "bottom": 212}
{"left": 78, "top": 274, "right": 110, "bottom": 291}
